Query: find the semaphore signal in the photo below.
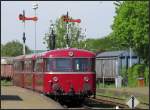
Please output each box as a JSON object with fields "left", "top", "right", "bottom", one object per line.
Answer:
{"left": 18, "top": 10, "right": 38, "bottom": 55}
{"left": 62, "top": 14, "right": 81, "bottom": 23}
{"left": 63, "top": 11, "right": 81, "bottom": 48}
{"left": 19, "top": 13, "right": 38, "bottom": 21}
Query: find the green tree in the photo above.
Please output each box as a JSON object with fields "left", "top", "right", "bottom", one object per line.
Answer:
{"left": 111, "top": 1, "right": 149, "bottom": 64}
{"left": 43, "top": 15, "right": 85, "bottom": 49}
{"left": 84, "top": 34, "right": 123, "bottom": 53}
{"left": 1, "top": 40, "right": 31, "bottom": 57}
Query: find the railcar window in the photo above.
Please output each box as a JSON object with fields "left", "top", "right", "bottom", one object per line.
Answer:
{"left": 24, "top": 60, "right": 32, "bottom": 72}
{"left": 90, "top": 58, "right": 96, "bottom": 72}
{"left": 14, "top": 62, "right": 18, "bottom": 71}
{"left": 45, "top": 59, "right": 53, "bottom": 72}
{"left": 45, "top": 58, "right": 95, "bottom": 72}
{"left": 14, "top": 61, "right": 24, "bottom": 72}
{"left": 73, "top": 58, "right": 89, "bottom": 72}
{"left": 21, "top": 61, "right": 24, "bottom": 71}
{"left": 34, "top": 59, "right": 43, "bottom": 72}
{"left": 55, "top": 58, "right": 72, "bottom": 72}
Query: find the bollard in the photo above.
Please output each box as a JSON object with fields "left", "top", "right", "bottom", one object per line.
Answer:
{"left": 116, "top": 106, "right": 119, "bottom": 109}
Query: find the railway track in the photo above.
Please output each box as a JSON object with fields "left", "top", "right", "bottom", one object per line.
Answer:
{"left": 60, "top": 97, "right": 125, "bottom": 109}
{"left": 47, "top": 94, "right": 148, "bottom": 109}
{"left": 97, "top": 94, "right": 149, "bottom": 106}
{"left": 84, "top": 97, "right": 127, "bottom": 109}
{"left": 83, "top": 97, "right": 148, "bottom": 109}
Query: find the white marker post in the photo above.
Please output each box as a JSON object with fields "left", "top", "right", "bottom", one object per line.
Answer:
{"left": 126, "top": 95, "right": 139, "bottom": 109}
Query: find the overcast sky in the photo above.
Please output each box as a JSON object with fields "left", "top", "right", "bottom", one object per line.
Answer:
{"left": 1, "top": 1, "right": 116, "bottom": 50}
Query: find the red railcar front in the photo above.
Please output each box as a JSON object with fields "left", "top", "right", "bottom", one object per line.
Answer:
{"left": 42, "top": 48, "right": 96, "bottom": 98}
{"left": 13, "top": 48, "right": 96, "bottom": 99}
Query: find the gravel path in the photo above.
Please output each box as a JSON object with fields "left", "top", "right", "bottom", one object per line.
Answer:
{"left": 1, "top": 86, "right": 64, "bottom": 109}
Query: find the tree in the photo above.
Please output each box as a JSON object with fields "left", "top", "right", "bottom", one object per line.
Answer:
{"left": 1, "top": 40, "right": 31, "bottom": 57}
{"left": 43, "top": 15, "right": 86, "bottom": 49}
{"left": 84, "top": 33, "right": 123, "bottom": 53}
{"left": 111, "top": 1, "right": 149, "bottom": 64}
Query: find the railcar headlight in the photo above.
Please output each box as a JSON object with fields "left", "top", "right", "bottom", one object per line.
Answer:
{"left": 52, "top": 76, "right": 58, "bottom": 82}
{"left": 84, "top": 76, "right": 89, "bottom": 82}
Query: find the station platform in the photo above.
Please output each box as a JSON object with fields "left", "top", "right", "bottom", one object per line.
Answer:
{"left": 1, "top": 86, "right": 63, "bottom": 109}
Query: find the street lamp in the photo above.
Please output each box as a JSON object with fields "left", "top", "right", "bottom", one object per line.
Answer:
{"left": 49, "top": 21, "right": 56, "bottom": 50}
{"left": 32, "top": 3, "right": 38, "bottom": 53}
{"left": 50, "top": 24, "right": 54, "bottom": 33}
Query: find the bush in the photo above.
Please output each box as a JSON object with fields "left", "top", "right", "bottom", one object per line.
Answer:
{"left": 127, "top": 64, "right": 146, "bottom": 87}
{"left": 144, "top": 66, "right": 149, "bottom": 86}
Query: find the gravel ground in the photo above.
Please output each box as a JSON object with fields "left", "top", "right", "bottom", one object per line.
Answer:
{"left": 1, "top": 86, "right": 64, "bottom": 109}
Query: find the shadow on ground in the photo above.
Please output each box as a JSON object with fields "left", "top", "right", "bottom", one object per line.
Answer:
{"left": 1, "top": 95, "right": 23, "bottom": 101}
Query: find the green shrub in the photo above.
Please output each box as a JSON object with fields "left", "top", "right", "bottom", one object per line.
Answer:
{"left": 144, "top": 66, "right": 149, "bottom": 86}
{"left": 127, "top": 64, "right": 145, "bottom": 87}
{"left": 120, "top": 67, "right": 127, "bottom": 78}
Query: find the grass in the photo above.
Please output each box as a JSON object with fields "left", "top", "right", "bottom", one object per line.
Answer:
{"left": 1, "top": 79, "right": 12, "bottom": 86}
{"left": 96, "top": 92, "right": 126, "bottom": 100}
{"left": 96, "top": 83, "right": 116, "bottom": 88}
{"left": 96, "top": 91, "right": 149, "bottom": 105}
{"left": 96, "top": 83, "right": 149, "bottom": 104}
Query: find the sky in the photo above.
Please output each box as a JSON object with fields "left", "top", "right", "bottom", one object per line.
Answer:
{"left": 1, "top": 1, "right": 116, "bottom": 50}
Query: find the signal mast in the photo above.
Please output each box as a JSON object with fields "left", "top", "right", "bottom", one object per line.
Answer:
{"left": 19, "top": 10, "right": 38, "bottom": 55}
{"left": 63, "top": 11, "right": 81, "bottom": 48}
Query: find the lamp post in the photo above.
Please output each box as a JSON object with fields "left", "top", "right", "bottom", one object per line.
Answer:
{"left": 32, "top": 3, "right": 38, "bottom": 53}
{"left": 49, "top": 20, "right": 56, "bottom": 50}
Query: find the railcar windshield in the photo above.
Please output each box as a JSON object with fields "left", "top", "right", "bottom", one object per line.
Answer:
{"left": 55, "top": 58, "right": 72, "bottom": 72}
{"left": 45, "top": 58, "right": 95, "bottom": 72}
{"left": 74, "top": 58, "right": 89, "bottom": 72}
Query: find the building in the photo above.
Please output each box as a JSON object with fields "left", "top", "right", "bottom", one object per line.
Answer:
{"left": 96, "top": 50, "right": 139, "bottom": 82}
{"left": 1, "top": 57, "right": 14, "bottom": 79}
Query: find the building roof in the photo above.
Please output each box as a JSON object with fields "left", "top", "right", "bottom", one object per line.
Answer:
{"left": 1, "top": 57, "right": 14, "bottom": 64}
{"left": 96, "top": 50, "right": 137, "bottom": 58}
{"left": 31, "top": 50, "right": 47, "bottom": 53}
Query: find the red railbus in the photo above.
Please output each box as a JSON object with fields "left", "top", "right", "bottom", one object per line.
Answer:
{"left": 13, "top": 48, "right": 96, "bottom": 100}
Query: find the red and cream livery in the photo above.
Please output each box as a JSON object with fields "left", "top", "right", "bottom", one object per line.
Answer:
{"left": 13, "top": 48, "right": 96, "bottom": 99}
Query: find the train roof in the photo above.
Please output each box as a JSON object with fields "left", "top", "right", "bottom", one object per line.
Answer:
{"left": 40, "top": 48, "right": 95, "bottom": 58}
{"left": 96, "top": 50, "right": 137, "bottom": 58}
{"left": 13, "top": 48, "right": 95, "bottom": 60}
